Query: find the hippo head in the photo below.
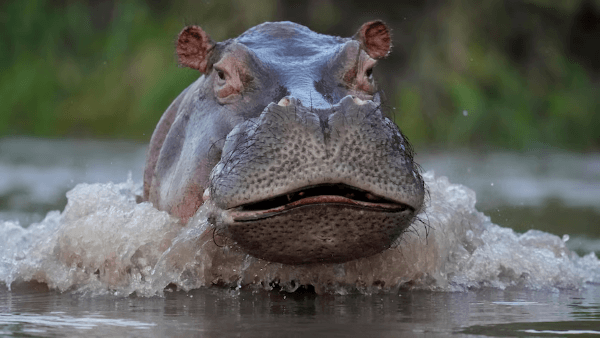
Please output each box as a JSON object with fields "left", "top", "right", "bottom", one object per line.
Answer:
{"left": 144, "top": 21, "right": 425, "bottom": 265}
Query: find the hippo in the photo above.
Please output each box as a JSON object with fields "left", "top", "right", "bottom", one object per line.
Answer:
{"left": 143, "top": 21, "right": 425, "bottom": 265}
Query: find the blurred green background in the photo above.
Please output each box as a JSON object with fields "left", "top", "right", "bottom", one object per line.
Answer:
{"left": 1, "top": 0, "right": 599, "bottom": 150}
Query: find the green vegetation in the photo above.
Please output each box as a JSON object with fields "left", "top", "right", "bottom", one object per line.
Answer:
{"left": 393, "top": 0, "right": 600, "bottom": 150}
{"left": 0, "top": 0, "right": 598, "bottom": 150}
{"left": 0, "top": 0, "right": 277, "bottom": 139}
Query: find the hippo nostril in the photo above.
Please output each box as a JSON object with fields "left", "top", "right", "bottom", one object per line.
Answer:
{"left": 202, "top": 188, "right": 211, "bottom": 202}
{"left": 353, "top": 96, "right": 367, "bottom": 105}
{"left": 277, "top": 97, "right": 291, "bottom": 107}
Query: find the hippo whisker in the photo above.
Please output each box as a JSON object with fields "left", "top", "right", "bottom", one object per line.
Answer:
{"left": 211, "top": 227, "right": 227, "bottom": 248}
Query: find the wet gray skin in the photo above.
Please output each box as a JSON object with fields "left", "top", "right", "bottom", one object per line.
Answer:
{"left": 143, "top": 21, "right": 425, "bottom": 264}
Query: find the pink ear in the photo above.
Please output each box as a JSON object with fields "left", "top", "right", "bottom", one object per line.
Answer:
{"left": 355, "top": 20, "right": 392, "bottom": 59}
{"left": 177, "top": 25, "right": 215, "bottom": 73}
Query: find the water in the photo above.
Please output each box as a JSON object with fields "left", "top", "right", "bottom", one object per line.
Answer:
{"left": 1, "top": 137, "right": 600, "bottom": 336}
{"left": 2, "top": 287, "right": 599, "bottom": 337}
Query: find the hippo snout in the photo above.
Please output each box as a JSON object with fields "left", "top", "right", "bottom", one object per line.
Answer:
{"left": 207, "top": 95, "right": 424, "bottom": 264}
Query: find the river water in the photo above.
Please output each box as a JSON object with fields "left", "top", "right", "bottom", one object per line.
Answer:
{"left": 1, "top": 137, "right": 599, "bottom": 337}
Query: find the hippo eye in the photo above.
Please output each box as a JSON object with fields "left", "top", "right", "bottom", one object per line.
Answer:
{"left": 365, "top": 67, "right": 373, "bottom": 79}
{"left": 213, "top": 66, "right": 226, "bottom": 82}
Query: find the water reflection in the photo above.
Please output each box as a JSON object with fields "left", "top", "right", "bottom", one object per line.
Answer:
{"left": 2, "top": 286, "right": 600, "bottom": 337}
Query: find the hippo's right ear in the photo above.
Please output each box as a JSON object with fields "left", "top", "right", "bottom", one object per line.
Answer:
{"left": 177, "top": 26, "right": 215, "bottom": 73}
{"left": 354, "top": 20, "right": 392, "bottom": 59}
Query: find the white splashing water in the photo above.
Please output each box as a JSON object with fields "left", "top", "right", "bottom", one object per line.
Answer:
{"left": 1, "top": 172, "right": 599, "bottom": 296}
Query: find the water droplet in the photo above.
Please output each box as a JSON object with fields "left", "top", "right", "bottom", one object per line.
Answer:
{"left": 490, "top": 182, "right": 494, "bottom": 186}
{"left": 466, "top": 230, "right": 474, "bottom": 242}
{"left": 562, "top": 234, "right": 570, "bottom": 242}
{"left": 462, "top": 110, "right": 468, "bottom": 116}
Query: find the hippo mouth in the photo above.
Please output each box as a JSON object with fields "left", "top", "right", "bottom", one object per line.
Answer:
{"left": 214, "top": 183, "right": 417, "bottom": 264}
{"left": 228, "top": 183, "right": 412, "bottom": 222}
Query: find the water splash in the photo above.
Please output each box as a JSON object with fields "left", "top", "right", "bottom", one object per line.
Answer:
{"left": 1, "top": 172, "right": 599, "bottom": 296}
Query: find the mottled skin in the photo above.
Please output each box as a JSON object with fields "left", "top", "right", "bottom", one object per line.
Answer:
{"left": 144, "top": 21, "right": 425, "bottom": 264}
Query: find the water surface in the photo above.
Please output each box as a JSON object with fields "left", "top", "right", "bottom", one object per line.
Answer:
{"left": 2, "top": 286, "right": 600, "bottom": 337}
{"left": 1, "top": 137, "right": 599, "bottom": 337}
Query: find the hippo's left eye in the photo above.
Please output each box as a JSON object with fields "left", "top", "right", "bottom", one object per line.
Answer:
{"left": 212, "top": 59, "right": 246, "bottom": 101}
{"left": 365, "top": 67, "right": 373, "bottom": 79}
{"left": 215, "top": 68, "right": 226, "bottom": 81}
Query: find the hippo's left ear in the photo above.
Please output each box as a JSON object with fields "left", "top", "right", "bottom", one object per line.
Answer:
{"left": 177, "top": 25, "right": 215, "bottom": 73}
{"left": 354, "top": 20, "right": 392, "bottom": 59}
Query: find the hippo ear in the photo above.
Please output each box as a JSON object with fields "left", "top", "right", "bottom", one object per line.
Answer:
{"left": 177, "top": 25, "right": 215, "bottom": 73}
{"left": 354, "top": 20, "right": 392, "bottom": 59}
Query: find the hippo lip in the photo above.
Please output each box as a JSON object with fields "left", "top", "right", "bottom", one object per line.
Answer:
{"left": 227, "top": 183, "right": 413, "bottom": 222}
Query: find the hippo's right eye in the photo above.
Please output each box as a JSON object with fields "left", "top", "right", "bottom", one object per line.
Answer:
{"left": 212, "top": 56, "right": 247, "bottom": 101}
{"left": 216, "top": 69, "right": 225, "bottom": 81}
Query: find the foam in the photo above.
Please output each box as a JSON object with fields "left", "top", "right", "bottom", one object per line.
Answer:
{"left": 1, "top": 172, "right": 599, "bottom": 296}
